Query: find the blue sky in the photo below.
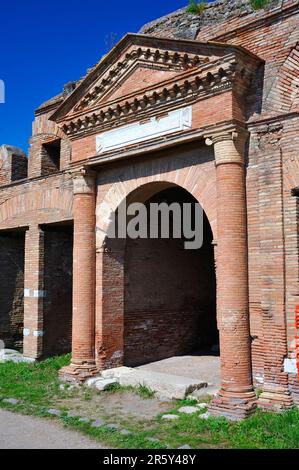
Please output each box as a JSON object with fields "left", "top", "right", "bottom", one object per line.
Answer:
{"left": 0, "top": 0, "right": 197, "bottom": 152}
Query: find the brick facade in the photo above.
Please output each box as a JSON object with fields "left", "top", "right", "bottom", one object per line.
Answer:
{"left": 1, "top": 0, "right": 299, "bottom": 419}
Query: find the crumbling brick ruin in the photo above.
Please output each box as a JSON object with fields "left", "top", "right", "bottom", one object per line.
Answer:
{"left": 1, "top": 0, "right": 299, "bottom": 419}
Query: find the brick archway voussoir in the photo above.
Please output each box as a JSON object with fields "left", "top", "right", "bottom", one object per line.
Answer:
{"left": 96, "top": 167, "right": 217, "bottom": 249}
{"left": 0, "top": 188, "right": 73, "bottom": 228}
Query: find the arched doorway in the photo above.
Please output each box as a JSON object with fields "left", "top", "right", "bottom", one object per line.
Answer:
{"left": 100, "top": 182, "right": 218, "bottom": 369}
{"left": 124, "top": 186, "right": 218, "bottom": 366}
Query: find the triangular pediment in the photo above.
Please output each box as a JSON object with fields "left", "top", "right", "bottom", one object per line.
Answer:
{"left": 51, "top": 34, "right": 254, "bottom": 123}
{"left": 95, "top": 64, "right": 180, "bottom": 106}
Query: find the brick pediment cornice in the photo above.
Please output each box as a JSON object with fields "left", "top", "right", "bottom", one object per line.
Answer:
{"left": 62, "top": 58, "right": 254, "bottom": 138}
{"left": 73, "top": 47, "right": 210, "bottom": 113}
{"left": 50, "top": 34, "right": 262, "bottom": 138}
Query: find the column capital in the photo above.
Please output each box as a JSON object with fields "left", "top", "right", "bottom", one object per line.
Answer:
{"left": 72, "top": 167, "right": 97, "bottom": 195}
{"left": 204, "top": 123, "right": 249, "bottom": 145}
{"left": 205, "top": 124, "right": 249, "bottom": 166}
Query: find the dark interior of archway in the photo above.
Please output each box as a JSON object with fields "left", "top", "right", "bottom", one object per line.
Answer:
{"left": 0, "top": 231, "right": 25, "bottom": 352}
{"left": 124, "top": 187, "right": 218, "bottom": 367}
{"left": 43, "top": 223, "right": 73, "bottom": 357}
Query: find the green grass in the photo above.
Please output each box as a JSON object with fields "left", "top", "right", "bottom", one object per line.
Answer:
{"left": 105, "top": 382, "right": 155, "bottom": 399}
{"left": 1, "top": 356, "right": 299, "bottom": 449}
{"left": 250, "top": 0, "right": 270, "bottom": 10}
{"left": 0, "top": 354, "right": 70, "bottom": 407}
{"left": 186, "top": 0, "right": 207, "bottom": 15}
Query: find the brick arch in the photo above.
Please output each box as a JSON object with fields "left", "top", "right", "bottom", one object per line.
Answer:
{"left": 0, "top": 187, "right": 73, "bottom": 228}
{"left": 95, "top": 162, "right": 218, "bottom": 370}
{"left": 96, "top": 163, "right": 217, "bottom": 248}
{"left": 265, "top": 44, "right": 299, "bottom": 114}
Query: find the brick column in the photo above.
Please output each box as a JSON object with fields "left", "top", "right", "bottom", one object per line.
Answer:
{"left": 205, "top": 126, "right": 257, "bottom": 420}
{"left": 60, "top": 169, "right": 98, "bottom": 382}
{"left": 23, "top": 226, "right": 45, "bottom": 360}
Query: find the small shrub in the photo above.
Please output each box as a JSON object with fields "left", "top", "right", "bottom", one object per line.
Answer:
{"left": 250, "top": 0, "right": 270, "bottom": 10}
{"left": 186, "top": 0, "right": 207, "bottom": 15}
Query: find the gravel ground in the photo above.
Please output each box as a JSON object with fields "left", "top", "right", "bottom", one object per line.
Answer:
{"left": 0, "top": 409, "right": 108, "bottom": 449}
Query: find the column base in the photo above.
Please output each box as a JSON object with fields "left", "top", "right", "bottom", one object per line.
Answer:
{"left": 209, "top": 389, "right": 257, "bottom": 421}
{"left": 258, "top": 384, "right": 293, "bottom": 412}
{"left": 59, "top": 361, "right": 98, "bottom": 384}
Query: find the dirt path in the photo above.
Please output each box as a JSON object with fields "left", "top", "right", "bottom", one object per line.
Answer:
{"left": 0, "top": 409, "right": 108, "bottom": 449}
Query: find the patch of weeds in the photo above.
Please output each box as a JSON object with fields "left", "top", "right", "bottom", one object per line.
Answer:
{"left": 250, "top": 0, "right": 270, "bottom": 10}
{"left": 104, "top": 382, "right": 155, "bottom": 399}
{"left": 83, "top": 388, "right": 93, "bottom": 401}
{"left": 186, "top": 0, "right": 207, "bottom": 15}
{"left": 137, "top": 384, "right": 155, "bottom": 399}
{"left": 104, "top": 383, "right": 133, "bottom": 394}
{"left": 175, "top": 398, "right": 198, "bottom": 407}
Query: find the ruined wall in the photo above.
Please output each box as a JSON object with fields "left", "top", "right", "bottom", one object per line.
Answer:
{"left": 29, "top": 108, "right": 72, "bottom": 179}
{"left": 140, "top": 0, "right": 289, "bottom": 40}
{"left": 0, "top": 145, "right": 28, "bottom": 185}
{"left": 0, "top": 232, "right": 25, "bottom": 350}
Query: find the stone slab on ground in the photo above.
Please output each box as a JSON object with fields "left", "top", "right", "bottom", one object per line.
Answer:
{"left": 105, "top": 368, "right": 207, "bottom": 400}
{"left": 101, "top": 367, "right": 133, "bottom": 380}
{"left": 85, "top": 377, "right": 101, "bottom": 387}
{"left": 79, "top": 417, "right": 91, "bottom": 423}
{"left": 120, "top": 429, "right": 131, "bottom": 436}
{"left": 0, "top": 349, "right": 35, "bottom": 364}
{"left": 91, "top": 419, "right": 105, "bottom": 428}
{"left": 47, "top": 409, "right": 62, "bottom": 417}
{"left": 95, "top": 379, "right": 118, "bottom": 391}
{"left": 147, "top": 437, "right": 160, "bottom": 443}
{"left": 198, "top": 412, "right": 211, "bottom": 420}
{"left": 197, "top": 403, "right": 208, "bottom": 410}
{"left": 106, "top": 423, "right": 120, "bottom": 430}
{"left": 85, "top": 377, "right": 118, "bottom": 391}
{"left": 137, "top": 356, "right": 221, "bottom": 387}
{"left": 178, "top": 406, "right": 199, "bottom": 414}
{"left": 161, "top": 414, "right": 179, "bottom": 420}
{"left": 2, "top": 398, "right": 19, "bottom": 405}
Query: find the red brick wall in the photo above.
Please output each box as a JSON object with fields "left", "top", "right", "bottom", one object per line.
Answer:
{"left": 71, "top": 92, "right": 235, "bottom": 164}
{"left": 28, "top": 109, "right": 71, "bottom": 179}
{"left": 194, "top": 0, "right": 299, "bottom": 392}
{"left": 0, "top": 173, "right": 73, "bottom": 231}
{"left": 0, "top": 146, "right": 28, "bottom": 185}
